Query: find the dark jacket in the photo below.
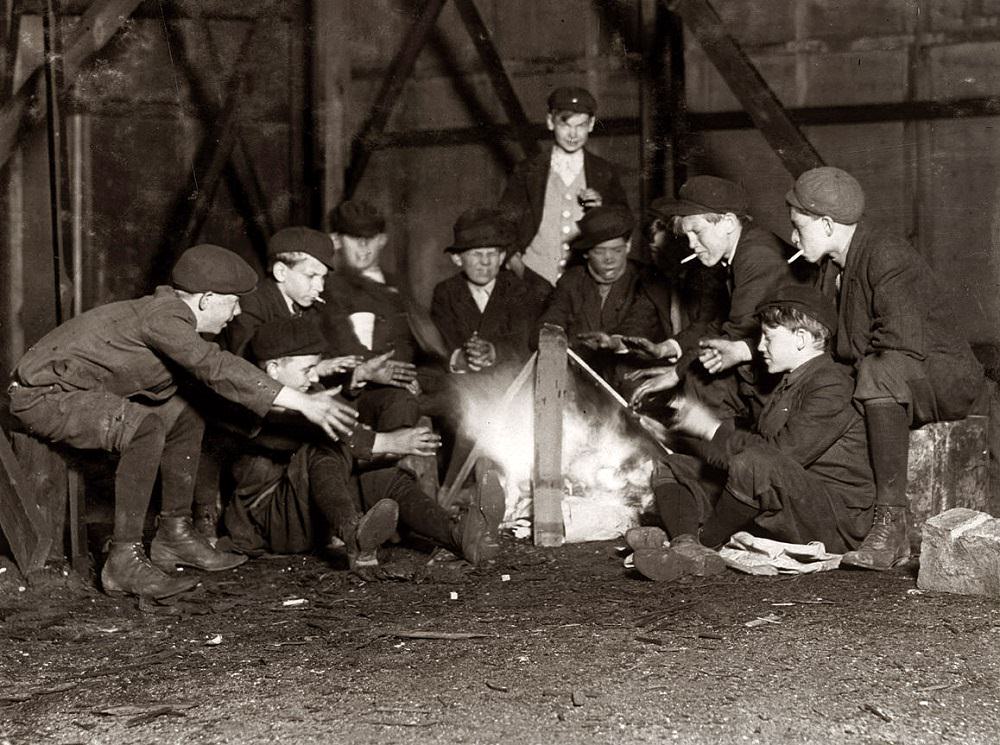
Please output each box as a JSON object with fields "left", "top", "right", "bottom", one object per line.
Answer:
{"left": 219, "top": 278, "right": 300, "bottom": 360}
{"left": 500, "top": 149, "right": 628, "bottom": 255}
{"left": 319, "top": 270, "right": 417, "bottom": 362}
{"left": 430, "top": 270, "right": 537, "bottom": 368}
{"left": 538, "top": 260, "right": 661, "bottom": 341}
{"left": 817, "top": 220, "right": 983, "bottom": 420}
{"left": 13, "top": 286, "right": 280, "bottom": 415}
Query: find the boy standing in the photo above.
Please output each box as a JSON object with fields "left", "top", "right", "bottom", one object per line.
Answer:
{"left": 785, "top": 166, "right": 984, "bottom": 569}
{"left": 634, "top": 284, "right": 875, "bottom": 581}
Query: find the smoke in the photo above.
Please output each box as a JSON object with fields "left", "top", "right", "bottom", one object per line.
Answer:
{"left": 456, "top": 373, "right": 654, "bottom": 542}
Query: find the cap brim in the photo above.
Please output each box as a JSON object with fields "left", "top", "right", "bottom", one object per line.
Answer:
{"left": 784, "top": 188, "right": 810, "bottom": 214}
{"left": 650, "top": 198, "right": 739, "bottom": 218}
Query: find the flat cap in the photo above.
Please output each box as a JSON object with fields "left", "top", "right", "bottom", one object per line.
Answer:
{"left": 328, "top": 200, "right": 386, "bottom": 238}
{"left": 650, "top": 176, "right": 749, "bottom": 219}
{"left": 268, "top": 226, "right": 335, "bottom": 269}
{"left": 569, "top": 205, "right": 635, "bottom": 252}
{"left": 251, "top": 317, "right": 327, "bottom": 362}
{"left": 785, "top": 166, "right": 865, "bottom": 224}
{"left": 447, "top": 207, "right": 516, "bottom": 253}
{"left": 756, "top": 283, "right": 838, "bottom": 334}
{"left": 171, "top": 244, "right": 258, "bottom": 295}
{"left": 547, "top": 86, "right": 597, "bottom": 116}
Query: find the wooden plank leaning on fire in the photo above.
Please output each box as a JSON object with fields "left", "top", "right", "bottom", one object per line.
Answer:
{"left": 565, "top": 348, "right": 674, "bottom": 459}
{"left": 438, "top": 351, "right": 539, "bottom": 509}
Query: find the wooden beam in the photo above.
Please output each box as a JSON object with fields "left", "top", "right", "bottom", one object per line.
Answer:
{"left": 452, "top": 0, "right": 538, "bottom": 158}
{"left": 311, "top": 0, "right": 349, "bottom": 227}
{"left": 0, "top": 0, "right": 143, "bottom": 172}
{"left": 666, "top": 0, "right": 823, "bottom": 177}
{"left": 0, "top": 430, "right": 51, "bottom": 574}
{"left": 343, "top": 0, "right": 448, "bottom": 199}
{"left": 533, "top": 324, "right": 567, "bottom": 547}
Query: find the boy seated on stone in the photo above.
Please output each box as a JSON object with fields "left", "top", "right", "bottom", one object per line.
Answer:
{"left": 223, "top": 317, "right": 502, "bottom": 578}
{"left": 431, "top": 207, "right": 537, "bottom": 377}
{"left": 631, "top": 284, "right": 875, "bottom": 582}
{"left": 537, "top": 204, "right": 663, "bottom": 387}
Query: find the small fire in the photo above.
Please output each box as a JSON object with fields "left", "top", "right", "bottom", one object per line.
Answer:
{"left": 458, "top": 376, "right": 654, "bottom": 542}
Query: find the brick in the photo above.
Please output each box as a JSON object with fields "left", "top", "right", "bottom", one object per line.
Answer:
{"left": 907, "top": 417, "right": 990, "bottom": 550}
{"left": 917, "top": 508, "right": 1000, "bottom": 597}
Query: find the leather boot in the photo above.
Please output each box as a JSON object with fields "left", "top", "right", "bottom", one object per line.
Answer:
{"left": 633, "top": 534, "right": 726, "bottom": 582}
{"left": 450, "top": 505, "right": 500, "bottom": 566}
{"left": 101, "top": 541, "right": 200, "bottom": 599}
{"left": 192, "top": 502, "right": 219, "bottom": 548}
{"left": 841, "top": 505, "right": 910, "bottom": 570}
{"left": 151, "top": 516, "right": 248, "bottom": 572}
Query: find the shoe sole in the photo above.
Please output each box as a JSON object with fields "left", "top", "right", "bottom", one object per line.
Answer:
{"left": 356, "top": 499, "right": 399, "bottom": 553}
{"left": 625, "top": 527, "right": 669, "bottom": 552}
{"left": 633, "top": 549, "right": 689, "bottom": 582}
{"left": 150, "top": 547, "right": 248, "bottom": 573}
{"left": 840, "top": 552, "right": 911, "bottom": 571}
{"left": 102, "top": 574, "right": 200, "bottom": 600}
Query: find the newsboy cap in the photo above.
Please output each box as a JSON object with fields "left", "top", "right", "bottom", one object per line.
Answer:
{"left": 268, "top": 226, "right": 336, "bottom": 269}
{"left": 547, "top": 86, "right": 597, "bottom": 116}
{"left": 569, "top": 205, "right": 635, "bottom": 252}
{"left": 755, "top": 283, "right": 838, "bottom": 334}
{"left": 785, "top": 166, "right": 865, "bottom": 224}
{"left": 328, "top": 200, "right": 386, "bottom": 238}
{"left": 251, "top": 317, "right": 327, "bottom": 362}
{"left": 447, "top": 207, "right": 516, "bottom": 253}
{"left": 650, "top": 176, "right": 749, "bottom": 219}
{"left": 171, "top": 244, "right": 258, "bottom": 295}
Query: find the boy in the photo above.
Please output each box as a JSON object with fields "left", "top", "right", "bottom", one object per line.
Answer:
{"left": 224, "top": 317, "right": 501, "bottom": 575}
{"left": 7, "top": 245, "right": 359, "bottom": 599}
{"left": 537, "top": 205, "right": 662, "bottom": 385}
{"left": 500, "top": 86, "right": 628, "bottom": 292}
{"left": 431, "top": 207, "right": 536, "bottom": 376}
{"left": 785, "top": 166, "right": 984, "bottom": 569}
{"left": 634, "top": 284, "right": 875, "bottom": 582}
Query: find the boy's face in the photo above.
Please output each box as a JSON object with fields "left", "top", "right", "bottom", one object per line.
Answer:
{"left": 273, "top": 255, "right": 328, "bottom": 307}
{"left": 266, "top": 354, "right": 322, "bottom": 392}
{"left": 547, "top": 111, "right": 594, "bottom": 154}
{"left": 679, "top": 213, "right": 739, "bottom": 267}
{"left": 451, "top": 247, "right": 502, "bottom": 286}
{"left": 197, "top": 292, "right": 241, "bottom": 334}
{"left": 758, "top": 322, "right": 808, "bottom": 374}
{"left": 585, "top": 238, "right": 630, "bottom": 282}
{"left": 789, "top": 207, "right": 835, "bottom": 263}
{"left": 333, "top": 232, "right": 387, "bottom": 274}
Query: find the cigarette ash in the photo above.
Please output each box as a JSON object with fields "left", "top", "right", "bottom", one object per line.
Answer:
{"left": 458, "top": 376, "right": 654, "bottom": 542}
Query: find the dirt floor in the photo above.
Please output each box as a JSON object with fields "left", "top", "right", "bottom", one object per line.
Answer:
{"left": 1, "top": 536, "right": 999, "bottom": 745}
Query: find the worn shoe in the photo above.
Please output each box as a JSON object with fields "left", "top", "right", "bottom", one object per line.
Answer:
{"left": 451, "top": 505, "right": 500, "bottom": 566}
{"left": 151, "top": 516, "right": 247, "bottom": 572}
{"left": 355, "top": 499, "right": 399, "bottom": 554}
{"left": 633, "top": 534, "right": 726, "bottom": 582}
{"left": 101, "top": 541, "right": 200, "bottom": 599}
{"left": 192, "top": 503, "right": 220, "bottom": 548}
{"left": 625, "top": 526, "right": 669, "bottom": 552}
{"left": 841, "top": 505, "right": 910, "bottom": 570}
{"left": 477, "top": 468, "right": 506, "bottom": 542}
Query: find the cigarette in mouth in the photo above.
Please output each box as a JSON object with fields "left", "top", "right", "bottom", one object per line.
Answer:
{"left": 786, "top": 250, "right": 803, "bottom": 264}
{"left": 680, "top": 253, "right": 699, "bottom": 264}
{"left": 312, "top": 296, "right": 327, "bottom": 304}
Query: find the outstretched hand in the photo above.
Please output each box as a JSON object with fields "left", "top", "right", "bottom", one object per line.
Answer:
{"left": 627, "top": 365, "right": 680, "bottom": 406}
{"left": 297, "top": 386, "right": 359, "bottom": 439}
{"left": 698, "top": 338, "right": 751, "bottom": 375}
{"left": 355, "top": 350, "right": 418, "bottom": 388}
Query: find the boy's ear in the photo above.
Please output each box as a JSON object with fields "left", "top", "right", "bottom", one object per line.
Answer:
{"left": 449, "top": 253, "right": 463, "bottom": 268}
{"left": 545, "top": 112, "right": 555, "bottom": 132}
{"left": 198, "top": 292, "right": 212, "bottom": 311}
{"left": 272, "top": 261, "right": 287, "bottom": 282}
{"left": 264, "top": 359, "right": 280, "bottom": 380}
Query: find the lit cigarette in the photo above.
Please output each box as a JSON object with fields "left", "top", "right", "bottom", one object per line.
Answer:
{"left": 680, "top": 253, "right": 699, "bottom": 264}
{"left": 312, "top": 296, "right": 327, "bottom": 304}
{"left": 786, "top": 250, "right": 803, "bottom": 264}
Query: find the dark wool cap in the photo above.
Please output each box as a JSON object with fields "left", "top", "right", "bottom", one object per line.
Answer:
{"left": 650, "top": 176, "right": 749, "bottom": 219}
{"left": 547, "top": 86, "right": 597, "bottom": 116}
{"left": 171, "top": 244, "right": 258, "bottom": 295}
{"left": 251, "top": 317, "right": 327, "bottom": 362}
{"left": 447, "top": 207, "right": 516, "bottom": 253}
{"left": 569, "top": 205, "right": 635, "bottom": 252}
{"left": 328, "top": 200, "right": 386, "bottom": 238}
{"left": 785, "top": 166, "right": 865, "bottom": 224}
{"left": 268, "top": 226, "right": 336, "bottom": 269}
{"left": 755, "top": 283, "right": 838, "bottom": 334}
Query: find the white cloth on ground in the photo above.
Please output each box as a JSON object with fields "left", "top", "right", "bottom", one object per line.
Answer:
{"left": 718, "top": 531, "right": 842, "bottom": 575}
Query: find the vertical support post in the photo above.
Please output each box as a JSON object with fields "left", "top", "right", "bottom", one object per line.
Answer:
{"left": 533, "top": 324, "right": 568, "bottom": 547}
{"left": 42, "top": 0, "right": 70, "bottom": 325}
{"left": 311, "top": 0, "right": 349, "bottom": 226}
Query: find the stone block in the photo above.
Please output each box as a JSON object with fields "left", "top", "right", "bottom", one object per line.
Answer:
{"left": 917, "top": 508, "right": 1000, "bottom": 597}
{"left": 907, "top": 416, "right": 990, "bottom": 551}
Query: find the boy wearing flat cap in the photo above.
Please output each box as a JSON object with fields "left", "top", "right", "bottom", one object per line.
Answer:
{"left": 786, "top": 166, "right": 984, "bottom": 570}
{"left": 628, "top": 175, "right": 805, "bottom": 423}
{"left": 500, "top": 86, "right": 628, "bottom": 292}
{"left": 538, "top": 205, "right": 662, "bottom": 385}
{"left": 632, "top": 284, "right": 875, "bottom": 582}
{"left": 223, "top": 317, "right": 500, "bottom": 574}
{"left": 7, "top": 245, "right": 360, "bottom": 599}
{"left": 431, "top": 207, "right": 537, "bottom": 375}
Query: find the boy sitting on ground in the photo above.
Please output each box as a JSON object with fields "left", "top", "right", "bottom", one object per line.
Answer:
{"left": 223, "top": 317, "right": 502, "bottom": 578}
{"left": 632, "top": 284, "right": 875, "bottom": 582}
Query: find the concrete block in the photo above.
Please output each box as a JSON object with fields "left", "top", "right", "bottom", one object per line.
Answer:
{"left": 907, "top": 417, "right": 990, "bottom": 551}
{"left": 917, "top": 508, "right": 1000, "bottom": 597}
